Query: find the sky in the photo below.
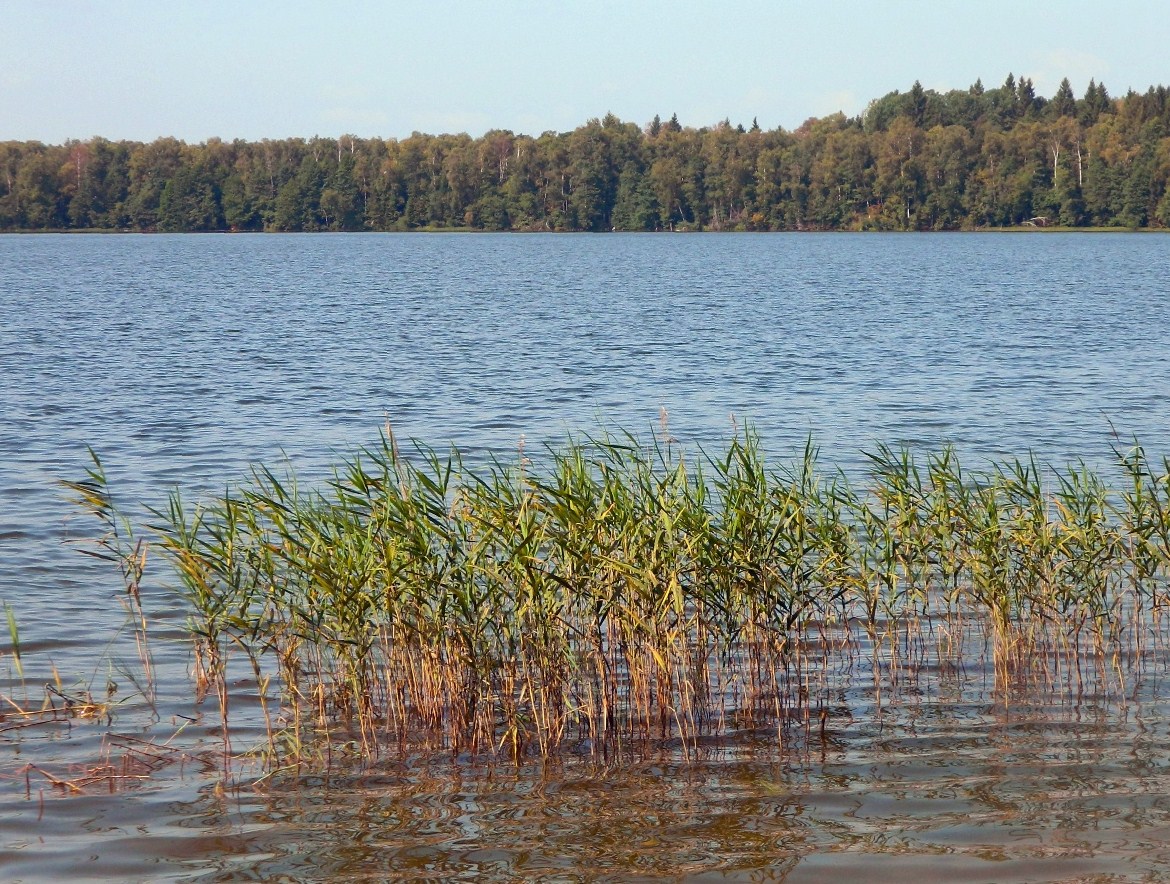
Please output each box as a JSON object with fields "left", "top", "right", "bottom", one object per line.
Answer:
{"left": 2, "top": 1, "right": 1168, "bottom": 144}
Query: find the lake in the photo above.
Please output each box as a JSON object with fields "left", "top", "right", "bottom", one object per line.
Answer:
{"left": 3, "top": 232, "right": 1170, "bottom": 881}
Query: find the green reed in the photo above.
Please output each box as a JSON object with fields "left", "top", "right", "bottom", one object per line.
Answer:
{"left": 61, "top": 450, "right": 155, "bottom": 705}
{"left": 100, "top": 426, "right": 1170, "bottom": 763}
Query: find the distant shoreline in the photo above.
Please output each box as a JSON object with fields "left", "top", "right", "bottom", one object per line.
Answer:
{"left": 2, "top": 226, "right": 1165, "bottom": 235}
{"left": 3, "top": 76, "right": 1169, "bottom": 235}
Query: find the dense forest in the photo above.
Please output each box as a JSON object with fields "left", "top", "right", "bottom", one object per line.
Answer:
{"left": 4, "top": 75, "right": 1170, "bottom": 232}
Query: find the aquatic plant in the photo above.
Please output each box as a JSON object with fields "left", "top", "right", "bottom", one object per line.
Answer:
{"left": 65, "top": 425, "right": 1170, "bottom": 764}
{"left": 61, "top": 450, "right": 155, "bottom": 705}
{"left": 2, "top": 601, "right": 22, "bottom": 682}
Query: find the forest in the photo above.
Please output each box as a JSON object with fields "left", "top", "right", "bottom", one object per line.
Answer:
{"left": 3, "top": 75, "right": 1170, "bottom": 233}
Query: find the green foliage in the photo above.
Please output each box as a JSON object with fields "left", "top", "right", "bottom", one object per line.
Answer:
{"left": 158, "top": 167, "right": 221, "bottom": 231}
{"left": 2, "top": 74, "right": 1169, "bottom": 232}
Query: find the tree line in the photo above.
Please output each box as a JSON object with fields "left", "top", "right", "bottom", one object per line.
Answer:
{"left": 4, "top": 74, "right": 1170, "bottom": 233}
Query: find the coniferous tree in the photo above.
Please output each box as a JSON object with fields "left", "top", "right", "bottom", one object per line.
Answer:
{"left": 1052, "top": 78, "right": 1077, "bottom": 117}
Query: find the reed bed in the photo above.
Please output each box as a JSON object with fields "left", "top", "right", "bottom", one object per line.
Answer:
{"left": 83, "top": 426, "right": 1170, "bottom": 763}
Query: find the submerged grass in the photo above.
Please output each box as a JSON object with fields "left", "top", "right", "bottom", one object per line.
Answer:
{"left": 72, "top": 425, "right": 1170, "bottom": 765}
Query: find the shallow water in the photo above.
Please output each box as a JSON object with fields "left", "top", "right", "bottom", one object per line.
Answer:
{"left": 3, "top": 232, "right": 1170, "bottom": 881}
{"left": 8, "top": 653, "right": 1170, "bottom": 882}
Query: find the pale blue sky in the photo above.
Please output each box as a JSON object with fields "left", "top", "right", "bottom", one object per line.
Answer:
{"left": 2, "top": 1, "right": 1167, "bottom": 143}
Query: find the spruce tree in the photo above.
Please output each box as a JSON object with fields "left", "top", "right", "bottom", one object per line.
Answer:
{"left": 1052, "top": 78, "right": 1076, "bottom": 117}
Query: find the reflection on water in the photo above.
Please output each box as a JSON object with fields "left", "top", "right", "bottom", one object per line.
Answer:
{"left": 10, "top": 602, "right": 1170, "bottom": 882}
{"left": 11, "top": 662, "right": 1170, "bottom": 882}
{"left": 200, "top": 694, "right": 1170, "bottom": 883}
{"left": 4, "top": 232, "right": 1170, "bottom": 880}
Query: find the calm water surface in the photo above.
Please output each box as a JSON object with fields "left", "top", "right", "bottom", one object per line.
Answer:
{"left": 3, "top": 232, "right": 1170, "bottom": 881}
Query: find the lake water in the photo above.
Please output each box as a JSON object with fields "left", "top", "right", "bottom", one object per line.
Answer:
{"left": 3, "top": 232, "right": 1170, "bottom": 881}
